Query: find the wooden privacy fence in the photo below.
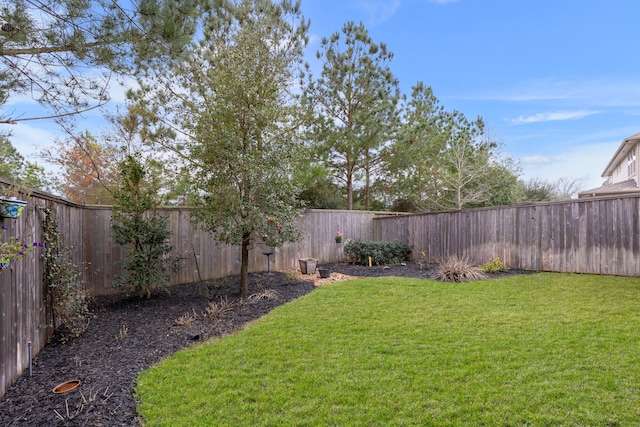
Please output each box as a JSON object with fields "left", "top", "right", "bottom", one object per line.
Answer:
{"left": 4, "top": 185, "right": 640, "bottom": 398}
{"left": 84, "top": 206, "right": 384, "bottom": 296}
{"left": 375, "top": 195, "right": 640, "bottom": 276}
{"left": 0, "top": 182, "right": 388, "bottom": 398}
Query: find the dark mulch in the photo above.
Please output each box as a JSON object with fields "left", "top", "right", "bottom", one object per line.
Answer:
{"left": 0, "top": 262, "right": 531, "bottom": 426}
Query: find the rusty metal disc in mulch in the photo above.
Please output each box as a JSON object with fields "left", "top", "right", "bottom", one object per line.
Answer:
{"left": 51, "top": 379, "right": 81, "bottom": 394}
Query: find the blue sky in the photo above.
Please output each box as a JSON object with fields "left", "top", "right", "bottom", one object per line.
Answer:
{"left": 8, "top": 0, "right": 640, "bottom": 191}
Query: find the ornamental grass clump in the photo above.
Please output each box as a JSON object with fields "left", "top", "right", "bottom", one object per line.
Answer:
{"left": 435, "top": 256, "right": 486, "bottom": 282}
{"left": 202, "top": 298, "right": 235, "bottom": 321}
{"left": 174, "top": 312, "right": 197, "bottom": 327}
{"left": 247, "top": 288, "right": 280, "bottom": 303}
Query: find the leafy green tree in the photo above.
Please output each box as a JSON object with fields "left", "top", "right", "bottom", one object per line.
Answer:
{"left": 384, "top": 83, "right": 450, "bottom": 212}
{"left": 294, "top": 163, "right": 344, "bottom": 209}
{"left": 304, "top": 21, "right": 399, "bottom": 210}
{"left": 474, "top": 157, "right": 525, "bottom": 208}
{"left": 522, "top": 177, "right": 556, "bottom": 202}
{"left": 111, "top": 154, "right": 178, "bottom": 298}
{"left": 0, "top": 135, "right": 58, "bottom": 192}
{"left": 386, "top": 83, "right": 521, "bottom": 212}
{"left": 0, "top": 136, "right": 24, "bottom": 179}
{"left": 20, "top": 162, "right": 59, "bottom": 194}
{"left": 131, "top": 0, "right": 308, "bottom": 296}
{"left": 0, "top": 0, "right": 199, "bottom": 124}
{"left": 520, "top": 176, "right": 585, "bottom": 202}
{"left": 106, "top": 107, "right": 194, "bottom": 206}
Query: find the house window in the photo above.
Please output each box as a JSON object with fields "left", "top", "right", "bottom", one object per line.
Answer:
{"left": 628, "top": 150, "right": 637, "bottom": 177}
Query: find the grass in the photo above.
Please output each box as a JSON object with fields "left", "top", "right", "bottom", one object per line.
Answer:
{"left": 136, "top": 273, "right": 640, "bottom": 426}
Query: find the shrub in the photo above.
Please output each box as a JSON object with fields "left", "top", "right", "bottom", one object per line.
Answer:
{"left": 435, "top": 256, "right": 486, "bottom": 283}
{"left": 111, "top": 155, "right": 180, "bottom": 298}
{"left": 343, "top": 239, "right": 411, "bottom": 266}
{"left": 480, "top": 257, "right": 509, "bottom": 273}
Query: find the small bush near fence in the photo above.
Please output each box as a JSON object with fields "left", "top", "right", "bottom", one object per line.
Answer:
{"left": 344, "top": 239, "right": 411, "bottom": 266}
{"left": 479, "top": 258, "right": 508, "bottom": 273}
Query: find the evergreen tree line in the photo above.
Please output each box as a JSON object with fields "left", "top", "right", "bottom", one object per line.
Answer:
{"left": 0, "top": 2, "right": 581, "bottom": 211}
{"left": 0, "top": 0, "right": 585, "bottom": 293}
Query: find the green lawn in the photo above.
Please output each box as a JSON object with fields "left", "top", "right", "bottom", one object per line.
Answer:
{"left": 136, "top": 273, "right": 640, "bottom": 426}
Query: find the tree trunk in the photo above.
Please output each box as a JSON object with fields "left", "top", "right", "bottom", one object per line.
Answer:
{"left": 240, "top": 232, "right": 251, "bottom": 297}
{"left": 365, "top": 153, "right": 371, "bottom": 210}
{"left": 347, "top": 172, "right": 353, "bottom": 210}
{"left": 455, "top": 186, "right": 463, "bottom": 210}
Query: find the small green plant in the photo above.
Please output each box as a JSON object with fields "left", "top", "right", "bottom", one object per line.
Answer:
{"left": 480, "top": 257, "right": 509, "bottom": 273}
{"left": 435, "top": 256, "right": 486, "bottom": 283}
{"left": 416, "top": 250, "right": 433, "bottom": 269}
{"left": 343, "top": 239, "right": 411, "bottom": 266}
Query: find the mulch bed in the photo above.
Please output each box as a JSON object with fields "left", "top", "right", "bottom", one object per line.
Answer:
{"left": 0, "top": 262, "right": 528, "bottom": 426}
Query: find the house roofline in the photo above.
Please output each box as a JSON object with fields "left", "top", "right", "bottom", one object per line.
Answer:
{"left": 578, "top": 188, "right": 640, "bottom": 198}
{"left": 602, "top": 132, "right": 640, "bottom": 177}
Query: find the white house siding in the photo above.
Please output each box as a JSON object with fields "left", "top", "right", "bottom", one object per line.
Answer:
{"left": 610, "top": 143, "right": 638, "bottom": 184}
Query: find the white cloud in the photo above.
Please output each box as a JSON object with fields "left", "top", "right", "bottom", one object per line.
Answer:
{"left": 469, "top": 78, "right": 640, "bottom": 108}
{"left": 510, "top": 110, "right": 598, "bottom": 124}
{"left": 521, "top": 155, "right": 555, "bottom": 167}
{"left": 109, "top": 75, "right": 139, "bottom": 104}
{"left": 307, "top": 34, "right": 320, "bottom": 47}
{"left": 4, "top": 92, "right": 38, "bottom": 108}
{"left": 8, "top": 122, "right": 60, "bottom": 159}
{"left": 517, "top": 141, "right": 620, "bottom": 191}
{"left": 354, "top": 0, "right": 400, "bottom": 25}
